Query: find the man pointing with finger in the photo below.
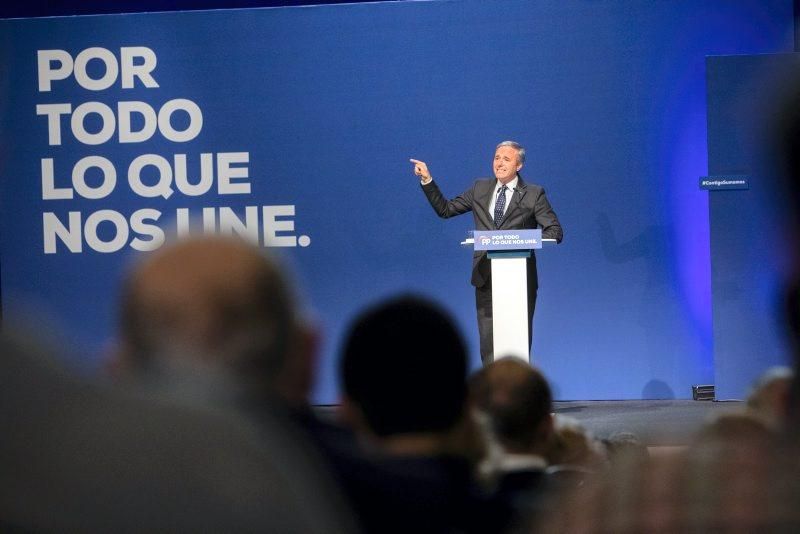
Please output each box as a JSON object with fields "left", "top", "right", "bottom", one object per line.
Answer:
{"left": 411, "top": 141, "right": 563, "bottom": 365}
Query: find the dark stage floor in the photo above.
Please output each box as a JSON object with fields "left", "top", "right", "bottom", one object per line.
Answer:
{"left": 552, "top": 400, "right": 743, "bottom": 446}
{"left": 316, "top": 400, "right": 744, "bottom": 447}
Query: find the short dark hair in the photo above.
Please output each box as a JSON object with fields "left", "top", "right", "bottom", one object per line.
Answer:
{"left": 470, "top": 357, "right": 552, "bottom": 451}
{"left": 340, "top": 295, "right": 467, "bottom": 437}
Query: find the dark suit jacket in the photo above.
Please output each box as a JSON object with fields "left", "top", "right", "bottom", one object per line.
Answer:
{"left": 422, "top": 175, "right": 563, "bottom": 289}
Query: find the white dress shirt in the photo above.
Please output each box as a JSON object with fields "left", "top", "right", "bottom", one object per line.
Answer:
{"left": 488, "top": 175, "right": 519, "bottom": 219}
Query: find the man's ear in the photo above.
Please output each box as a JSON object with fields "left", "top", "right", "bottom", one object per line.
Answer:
{"left": 339, "top": 395, "right": 368, "bottom": 431}
{"left": 275, "top": 321, "right": 320, "bottom": 407}
{"left": 103, "top": 340, "right": 134, "bottom": 381}
{"left": 538, "top": 412, "right": 555, "bottom": 441}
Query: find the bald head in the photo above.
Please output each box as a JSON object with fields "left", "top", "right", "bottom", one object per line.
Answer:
{"left": 119, "top": 236, "right": 294, "bottom": 390}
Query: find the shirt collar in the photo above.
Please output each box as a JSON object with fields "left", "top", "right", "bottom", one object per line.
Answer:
{"left": 495, "top": 175, "right": 519, "bottom": 192}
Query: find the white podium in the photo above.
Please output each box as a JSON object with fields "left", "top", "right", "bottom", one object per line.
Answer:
{"left": 488, "top": 249, "right": 531, "bottom": 362}
{"left": 464, "top": 230, "right": 554, "bottom": 363}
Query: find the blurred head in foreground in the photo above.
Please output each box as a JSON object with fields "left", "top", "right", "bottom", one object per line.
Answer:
{"left": 469, "top": 357, "right": 553, "bottom": 456}
{"left": 770, "top": 72, "right": 800, "bottom": 428}
{"left": 115, "top": 235, "right": 315, "bottom": 407}
{"left": 340, "top": 295, "right": 468, "bottom": 453}
{"left": 746, "top": 366, "right": 794, "bottom": 429}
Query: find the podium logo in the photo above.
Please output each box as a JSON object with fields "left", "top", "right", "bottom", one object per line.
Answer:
{"left": 480, "top": 237, "right": 492, "bottom": 245}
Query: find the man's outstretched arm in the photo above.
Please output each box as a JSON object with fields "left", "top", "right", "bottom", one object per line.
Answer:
{"left": 409, "top": 158, "right": 474, "bottom": 219}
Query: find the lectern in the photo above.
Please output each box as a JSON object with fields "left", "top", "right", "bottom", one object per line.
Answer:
{"left": 465, "top": 229, "right": 549, "bottom": 363}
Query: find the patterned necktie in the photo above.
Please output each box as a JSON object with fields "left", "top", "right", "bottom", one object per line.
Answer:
{"left": 493, "top": 185, "right": 507, "bottom": 228}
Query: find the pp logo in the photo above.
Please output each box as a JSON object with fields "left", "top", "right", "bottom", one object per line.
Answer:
{"left": 480, "top": 237, "right": 492, "bottom": 245}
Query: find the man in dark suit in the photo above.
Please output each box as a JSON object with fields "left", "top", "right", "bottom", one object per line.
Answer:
{"left": 410, "top": 141, "right": 563, "bottom": 364}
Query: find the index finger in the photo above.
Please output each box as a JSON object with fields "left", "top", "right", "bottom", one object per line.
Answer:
{"left": 409, "top": 158, "right": 425, "bottom": 165}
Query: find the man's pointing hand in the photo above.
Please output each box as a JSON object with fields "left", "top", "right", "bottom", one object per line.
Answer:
{"left": 409, "top": 159, "right": 432, "bottom": 184}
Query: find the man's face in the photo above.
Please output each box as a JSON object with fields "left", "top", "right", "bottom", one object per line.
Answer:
{"left": 493, "top": 146, "right": 523, "bottom": 183}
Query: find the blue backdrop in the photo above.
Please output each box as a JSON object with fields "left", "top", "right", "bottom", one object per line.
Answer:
{"left": 0, "top": 0, "right": 794, "bottom": 402}
{"left": 706, "top": 53, "right": 800, "bottom": 400}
